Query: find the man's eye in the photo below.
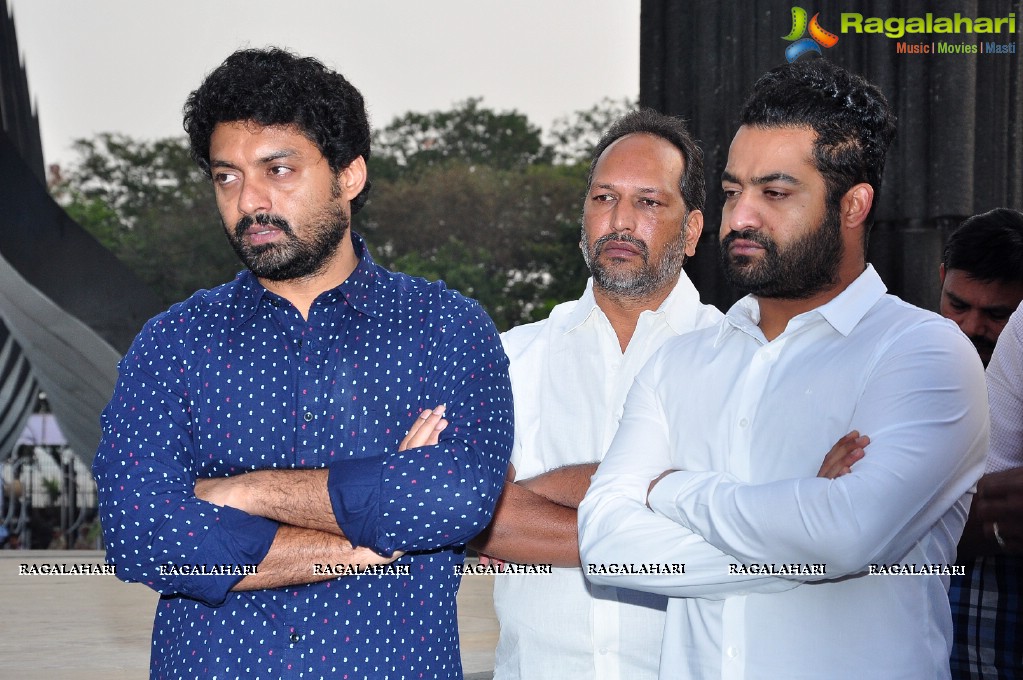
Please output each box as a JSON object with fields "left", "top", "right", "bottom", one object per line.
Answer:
{"left": 214, "top": 173, "right": 237, "bottom": 186}
{"left": 640, "top": 198, "right": 661, "bottom": 207}
{"left": 269, "top": 166, "right": 292, "bottom": 176}
{"left": 592, "top": 194, "right": 615, "bottom": 202}
{"left": 722, "top": 189, "right": 739, "bottom": 199}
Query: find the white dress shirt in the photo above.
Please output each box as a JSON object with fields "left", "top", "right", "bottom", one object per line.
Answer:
{"left": 579, "top": 266, "right": 989, "bottom": 680}
{"left": 493, "top": 273, "right": 722, "bottom": 680}
{"left": 984, "top": 300, "right": 1023, "bottom": 473}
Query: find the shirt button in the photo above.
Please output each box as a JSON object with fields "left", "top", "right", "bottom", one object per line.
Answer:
{"left": 303, "top": 411, "right": 314, "bottom": 422}
{"left": 739, "top": 418, "right": 749, "bottom": 428}
{"left": 290, "top": 632, "right": 300, "bottom": 643}
{"left": 726, "top": 646, "right": 739, "bottom": 659}
{"left": 599, "top": 647, "right": 608, "bottom": 655}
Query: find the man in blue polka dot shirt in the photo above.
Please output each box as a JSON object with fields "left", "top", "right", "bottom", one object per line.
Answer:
{"left": 92, "top": 47, "right": 514, "bottom": 679}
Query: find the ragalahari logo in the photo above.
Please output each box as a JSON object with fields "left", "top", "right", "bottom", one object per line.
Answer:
{"left": 783, "top": 7, "right": 840, "bottom": 62}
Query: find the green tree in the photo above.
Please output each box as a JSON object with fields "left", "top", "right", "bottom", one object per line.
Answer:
{"left": 547, "top": 97, "right": 636, "bottom": 165}
{"left": 51, "top": 133, "right": 239, "bottom": 306}
{"left": 361, "top": 160, "right": 588, "bottom": 330}
{"left": 371, "top": 98, "right": 552, "bottom": 181}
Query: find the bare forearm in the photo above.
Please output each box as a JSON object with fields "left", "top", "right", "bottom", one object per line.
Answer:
{"left": 197, "top": 469, "right": 341, "bottom": 535}
{"left": 233, "top": 524, "right": 395, "bottom": 590}
{"left": 518, "top": 463, "right": 598, "bottom": 508}
{"left": 470, "top": 482, "right": 580, "bottom": 567}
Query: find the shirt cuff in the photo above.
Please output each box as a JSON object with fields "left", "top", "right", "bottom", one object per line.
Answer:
{"left": 327, "top": 455, "right": 391, "bottom": 555}
{"left": 156, "top": 506, "right": 277, "bottom": 606}
{"left": 647, "top": 470, "right": 708, "bottom": 530}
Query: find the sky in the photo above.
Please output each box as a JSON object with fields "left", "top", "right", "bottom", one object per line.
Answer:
{"left": 6, "top": 0, "right": 641, "bottom": 167}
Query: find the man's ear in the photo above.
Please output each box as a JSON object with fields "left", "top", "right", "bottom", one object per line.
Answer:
{"left": 338, "top": 156, "right": 368, "bottom": 200}
{"left": 939, "top": 262, "right": 947, "bottom": 287}
{"left": 683, "top": 210, "right": 704, "bottom": 258}
{"left": 840, "top": 183, "right": 874, "bottom": 231}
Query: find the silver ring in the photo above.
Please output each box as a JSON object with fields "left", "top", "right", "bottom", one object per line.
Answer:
{"left": 993, "top": 522, "right": 1008, "bottom": 550}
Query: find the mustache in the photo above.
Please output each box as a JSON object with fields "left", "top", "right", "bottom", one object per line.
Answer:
{"left": 721, "top": 229, "right": 773, "bottom": 250}
{"left": 594, "top": 233, "right": 649, "bottom": 258}
{"left": 235, "top": 213, "right": 293, "bottom": 239}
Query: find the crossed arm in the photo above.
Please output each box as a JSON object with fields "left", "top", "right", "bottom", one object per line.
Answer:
{"left": 197, "top": 407, "right": 450, "bottom": 590}
{"left": 469, "top": 432, "right": 867, "bottom": 570}
{"left": 579, "top": 330, "right": 989, "bottom": 598}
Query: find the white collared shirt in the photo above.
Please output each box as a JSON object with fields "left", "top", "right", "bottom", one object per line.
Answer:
{"left": 579, "top": 266, "right": 989, "bottom": 680}
{"left": 985, "top": 300, "right": 1023, "bottom": 473}
{"left": 493, "top": 273, "right": 722, "bottom": 680}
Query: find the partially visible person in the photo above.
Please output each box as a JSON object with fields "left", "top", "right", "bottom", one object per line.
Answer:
{"left": 579, "top": 59, "right": 988, "bottom": 679}
{"left": 939, "top": 208, "right": 1023, "bottom": 365}
{"left": 93, "top": 48, "right": 513, "bottom": 679}
{"left": 951, "top": 295, "right": 1023, "bottom": 678}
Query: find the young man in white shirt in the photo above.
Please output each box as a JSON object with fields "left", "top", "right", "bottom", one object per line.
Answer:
{"left": 579, "top": 59, "right": 989, "bottom": 680}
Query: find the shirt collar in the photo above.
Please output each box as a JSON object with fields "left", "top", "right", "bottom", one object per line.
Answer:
{"left": 229, "top": 231, "right": 387, "bottom": 327}
{"left": 717, "top": 264, "right": 888, "bottom": 344}
{"left": 562, "top": 271, "right": 708, "bottom": 335}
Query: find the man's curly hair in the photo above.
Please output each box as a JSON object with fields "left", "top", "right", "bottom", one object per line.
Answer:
{"left": 183, "top": 47, "right": 372, "bottom": 213}
{"left": 740, "top": 59, "right": 896, "bottom": 232}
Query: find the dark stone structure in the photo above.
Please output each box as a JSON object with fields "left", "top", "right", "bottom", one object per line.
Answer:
{"left": 641, "top": 0, "right": 1023, "bottom": 310}
{"left": 1, "top": 0, "right": 163, "bottom": 464}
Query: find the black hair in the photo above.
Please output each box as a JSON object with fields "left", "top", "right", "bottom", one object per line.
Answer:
{"left": 739, "top": 59, "right": 896, "bottom": 233}
{"left": 943, "top": 208, "right": 1023, "bottom": 284}
{"left": 587, "top": 109, "right": 705, "bottom": 213}
{"left": 183, "top": 47, "right": 372, "bottom": 213}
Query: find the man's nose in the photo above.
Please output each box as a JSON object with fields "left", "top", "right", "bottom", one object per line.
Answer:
{"left": 238, "top": 177, "right": 271, "bottom": 216}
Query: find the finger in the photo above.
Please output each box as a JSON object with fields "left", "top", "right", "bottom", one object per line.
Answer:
{"left": 401, "top": 406, "right": 447, "bottom": 451}
{"left": 410, "top": 405, "right": 446, "bottom": 447}
{"left": 398, "top": 410, "right": 428, "bottom": 451}
{"left": 817, "top": 434, "right": 869, "bottom": 478}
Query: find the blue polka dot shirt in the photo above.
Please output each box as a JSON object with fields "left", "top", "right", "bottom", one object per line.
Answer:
{"left": 93, "top": 233, "right": 514, "bottom": 679}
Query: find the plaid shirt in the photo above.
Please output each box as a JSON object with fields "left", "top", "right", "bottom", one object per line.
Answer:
{"left": 950, "top": 555, "right": 1023, "bottom": 678}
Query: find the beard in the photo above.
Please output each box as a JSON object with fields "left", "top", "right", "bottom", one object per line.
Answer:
{"left": 719, "top": 205, "right": 843, "bottom": 300}
{"left": 581, "top": 227, "right": 688, "bottom": 300}
{"left": 225, "top": 201, "right": 349, "bottom": 282}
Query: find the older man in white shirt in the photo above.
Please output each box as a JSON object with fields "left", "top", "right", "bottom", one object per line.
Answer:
{"left": 579, "top": 60, "right": 989, "bottom": 680}
{"left": 468, "top": 110, "right": 720, "bottom": 680}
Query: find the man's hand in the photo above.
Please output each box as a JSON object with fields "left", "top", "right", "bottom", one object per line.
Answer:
{"left": 195, "top": 475, "right": 253, "bottom": 513}
{"left": 399, "top": 405, "right": 448, "bottom": 451}
{"left": 817, "top": 431, "right": 869, "bottom": 479}
{"left": 971, "top": 468, "right": 1023, "bottom": 554}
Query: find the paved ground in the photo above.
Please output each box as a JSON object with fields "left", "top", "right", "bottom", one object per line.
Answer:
{"left": 1, "top": 550, "right": 497, "bottom": 679}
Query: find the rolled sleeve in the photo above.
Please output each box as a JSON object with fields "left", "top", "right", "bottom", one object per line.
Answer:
{"left": 328, "top": 303, "right": 514, "bottom": 555}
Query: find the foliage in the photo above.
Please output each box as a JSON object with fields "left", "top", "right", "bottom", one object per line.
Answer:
{"left": 361, "top": 162, "right": 589, "bottom": 329}
{"left": 51, "top": 133, "right": 240, "bottom": 306}
{"left": 547, "top": 97, "right": 637, "bottom": 165}
{"left": 371, "top": 98, "right": 552, "bottom": 181}
{"left": 53, "top": 98, "right": 634, "bottom": 328}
